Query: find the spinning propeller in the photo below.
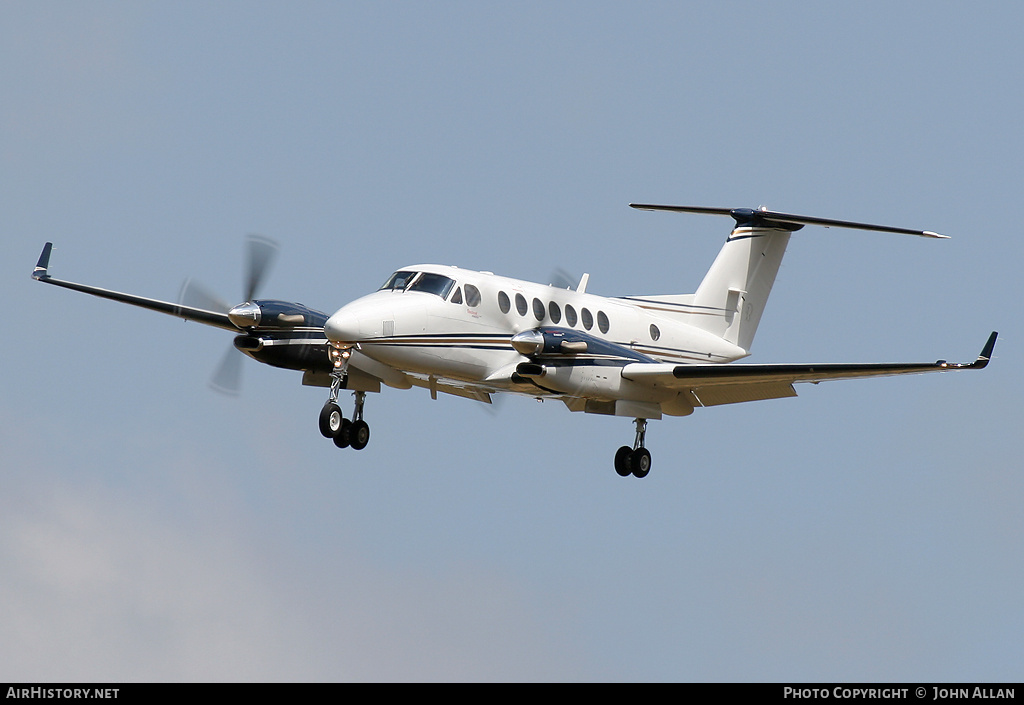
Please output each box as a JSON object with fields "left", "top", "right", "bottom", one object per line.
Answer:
{"left": 178, "top": 234, "right": 280, "bottom": 395}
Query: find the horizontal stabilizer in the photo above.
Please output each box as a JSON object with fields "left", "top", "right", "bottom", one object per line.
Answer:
{"left": 630, "top": 204, "right": 948, "bottom": 239}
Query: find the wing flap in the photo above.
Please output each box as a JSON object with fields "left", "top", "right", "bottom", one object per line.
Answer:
{"left": 691, "top": 382, "right": 797, "bottom": 407}
{"left": 403, "top": 373, "right": 494, "bottom": 404}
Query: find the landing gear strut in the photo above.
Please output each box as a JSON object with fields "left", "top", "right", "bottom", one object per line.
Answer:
{"left": 614, "top": 418, "right": 651, "bottom": 478}
{"left": 319, "top": 343, "right": 371, "bottom": 451}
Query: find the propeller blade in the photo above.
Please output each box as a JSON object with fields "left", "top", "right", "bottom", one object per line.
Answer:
{"left": 548, "top": 267, "right": 577, "bottom": 290}
{"left": 178, "top": 278, "right": 231, "bottom": 314}
{"left": 209, "top": 345, "right": 243, "bottom": 396}
{"left": 482, "top": 393, "right": 505, "bottom": 416}
{"left": 244, "top": 234, "right": 280, "bottom": 302}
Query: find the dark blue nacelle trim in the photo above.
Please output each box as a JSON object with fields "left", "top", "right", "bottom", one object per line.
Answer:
{"left": 233, "top": 332, "right": 332, "bottom": 373}
{"left": 252, "top": 300, "right": 329, "bottom": 328}
{"left": 533, "top": 327, "right": 657, "bottom": 363}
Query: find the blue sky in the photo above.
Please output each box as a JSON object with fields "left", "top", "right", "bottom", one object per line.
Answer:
{"left": 2, "top": 1, "right": 1021, "bottom": 681}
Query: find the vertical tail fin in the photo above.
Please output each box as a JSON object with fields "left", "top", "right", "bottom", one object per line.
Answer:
{"left": 690, "top": 226, "right": 791, "bottom": 352}
{"left": 629, "top": 204, "right": 946, "bottom": 354}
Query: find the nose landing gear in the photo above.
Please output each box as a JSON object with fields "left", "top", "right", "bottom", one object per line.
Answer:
{"left": 318, "top": 343, "right": 371, "bottom": 451}
{"left": 614, "top": 418, "right": 651, "bottom": 478}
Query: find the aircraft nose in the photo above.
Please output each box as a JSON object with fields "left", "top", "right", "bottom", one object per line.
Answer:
{"left": 325, "top": 310, "right": 362, "bottom": 343}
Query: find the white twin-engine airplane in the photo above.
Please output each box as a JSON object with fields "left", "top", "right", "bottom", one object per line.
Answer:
{"left": 32, "top": 204, "right": 997, "bottom": 478}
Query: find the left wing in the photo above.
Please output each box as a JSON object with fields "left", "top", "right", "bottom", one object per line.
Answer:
{"left": 621, "top": 332, "right": 997, "bottom": 407}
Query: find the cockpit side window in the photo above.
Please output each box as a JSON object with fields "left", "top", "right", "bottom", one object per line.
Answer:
{"left": 408, "top": 272, "right": 456, "bottom": 299}
{"left": 379, "top": 270, "right": 417, "bottom": 291}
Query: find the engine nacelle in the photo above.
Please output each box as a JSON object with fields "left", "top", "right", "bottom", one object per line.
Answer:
{"left": 510, "top": 327, "right": 653, "bottom": 362}
{"left": 514, "top": 359, "right": 678, "bottom": 409}
{"left": 227, "top": 299, "right": 329, "bottom": 330}
{"left": 233, "top": 333, "right": 332, "bottom": 373}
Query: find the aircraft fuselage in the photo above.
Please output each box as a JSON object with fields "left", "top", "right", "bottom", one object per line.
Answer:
{"left": 325, "top": 263, "right": 748, "bottom": 416}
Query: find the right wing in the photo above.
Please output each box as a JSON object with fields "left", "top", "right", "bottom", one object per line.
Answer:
{"left": 621, "top": 332, "right": 997, "bottom": 407}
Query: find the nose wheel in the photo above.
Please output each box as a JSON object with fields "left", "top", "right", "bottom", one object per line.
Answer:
{"left": 320, "top": 393, "right": 370, "bottom": 451}
{"left": 319, "top": 344, "right": 371, "bottom": 451}
{"left": 614, "top": 418, "right": 651, "bottom": 478}
{"left": 319, "top": 401, "right": 347, "bottom": 439}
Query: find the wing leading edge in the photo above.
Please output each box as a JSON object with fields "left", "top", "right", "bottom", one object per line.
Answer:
{"left": 621, "top": 332, "right": 997, "bottom": 408}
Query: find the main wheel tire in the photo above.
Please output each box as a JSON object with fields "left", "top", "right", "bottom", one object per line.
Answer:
{"left": 319, "top": 402, "right": 343, "bottom": 438}
{"left": 333, "top": 418, "right": 352, "bottom": 448}
{"left": 349, "top": 419, "right": 370, "bottom": 450}
{"left": 630, "top": 448, "right": 651, "bottom": 478}
{"left": 614, "top": 446, "right": 633, "bottom": 477}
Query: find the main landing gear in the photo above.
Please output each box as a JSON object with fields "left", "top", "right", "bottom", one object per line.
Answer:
{"left": 614, "top": 418, "right": 651, "bottom": 478}
{"left": 318, "top": 344, "right": 371, "bottom": 451}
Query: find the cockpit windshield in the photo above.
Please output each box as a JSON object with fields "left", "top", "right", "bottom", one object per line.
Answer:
{"left": 379, "top": 270, "right": 417, "bottom": 291}
{"left": 407, "top": 272, "right": 455, "bottom": 299}
{"left": 378, "top": 270, "right": 457, "bottom": 299}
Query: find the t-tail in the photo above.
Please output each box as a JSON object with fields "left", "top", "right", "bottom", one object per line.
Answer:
{"left": 630, "top": 205, "right": 947, "bottom": 353}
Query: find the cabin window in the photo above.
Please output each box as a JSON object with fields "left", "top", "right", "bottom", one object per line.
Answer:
{"left": 597, "top": 311, "right": 610, "bottom": 334}
{"left": 581, "top": 308, "right": 593, "bottom": 330}
{"left": 515, "top": 293, "right": 528, "bottom": 316}
{"left": 408, "top": 272, "right": 456, "bottom": 299}
{"left": 650, "top": 324, "right": 661, "bottom": 341}
{"left": 465, "top": 284, "right": 482, "bottom": 308}
{"left": 532, "top": 298, "right": 545, "bottom": 322}
{"left": 498, "top": 291, "right": 511, "bottom": 314}
{"left": 450, "top": 287, "right": 463, "bottom": 304}
{"left": 548, "top": 301, "right": 561, "bottom": 324}
{"left": 379, "top": 270, "right": 417, "bottom": 291}
{"left": 565, "top": 304, "right": 578, "bottom": 327}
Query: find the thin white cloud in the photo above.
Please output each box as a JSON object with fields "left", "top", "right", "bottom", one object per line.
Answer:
{"left": 0, "top": 420, "right": 584, "bottom": 681}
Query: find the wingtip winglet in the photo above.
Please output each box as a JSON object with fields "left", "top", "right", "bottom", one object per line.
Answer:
{"left": 972, "top": 331, "right": 998, "bottom": 369}
{"left": 32, "top": 242, "right": 53, "bottom": 280}
{"left": 937, "top": 331, "right": 997, "bottom": 370}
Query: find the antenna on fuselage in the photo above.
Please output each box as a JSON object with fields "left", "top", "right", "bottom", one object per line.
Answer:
{"left": 577, "top": 273, "right": 590, "bottom": 294}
